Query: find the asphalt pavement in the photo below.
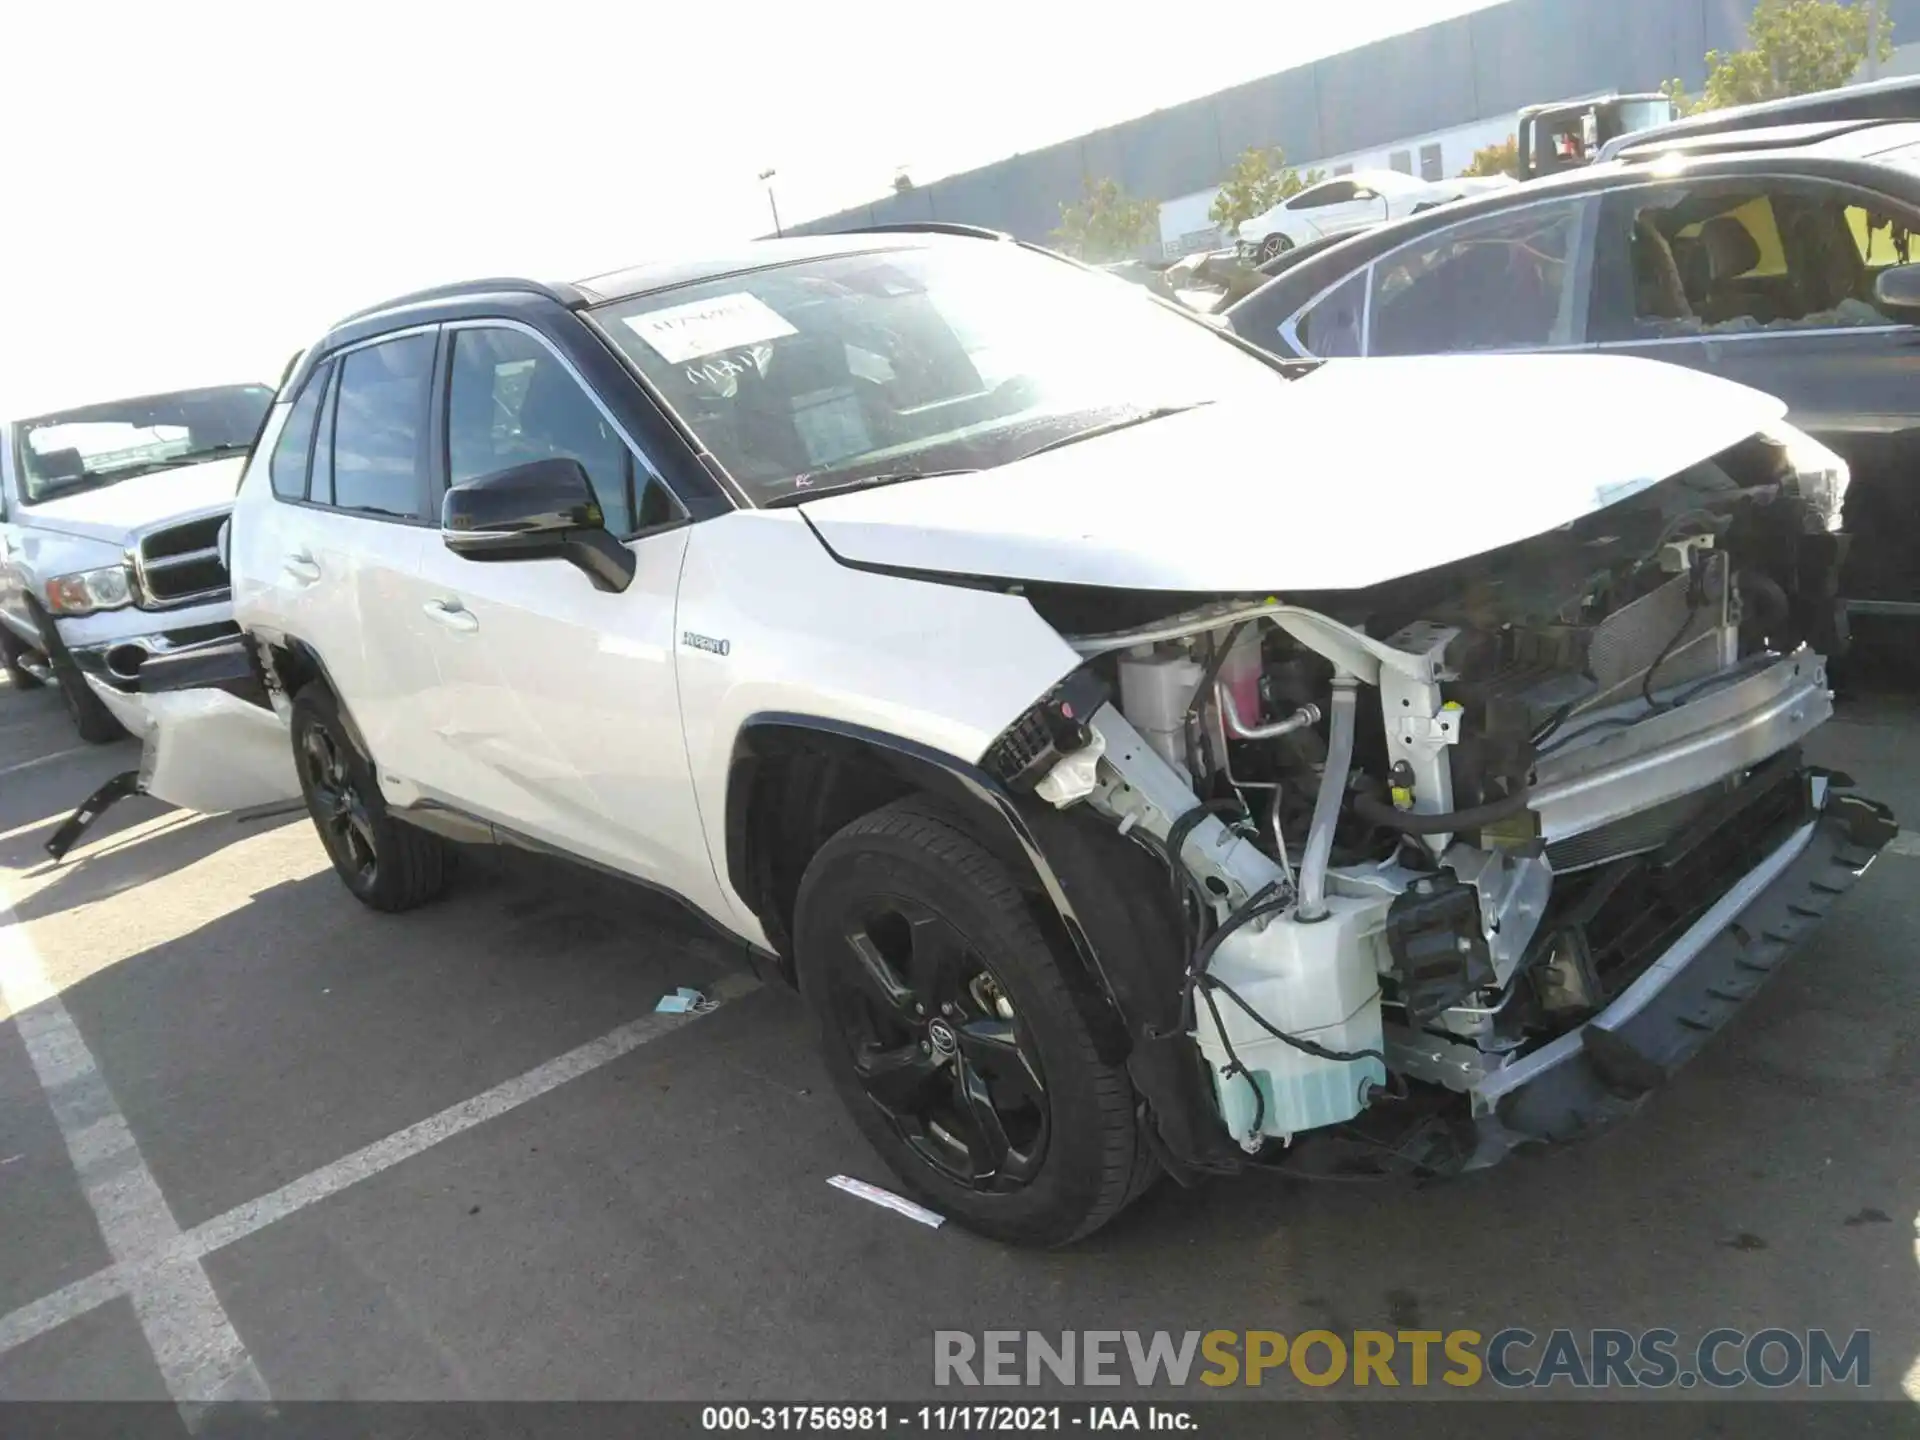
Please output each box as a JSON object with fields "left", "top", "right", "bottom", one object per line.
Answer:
{"left": 1, "top": 668, "right": 1917, "bottom": 1412}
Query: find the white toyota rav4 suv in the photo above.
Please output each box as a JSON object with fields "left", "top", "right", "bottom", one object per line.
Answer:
{"left": 193, "top": 229, "right": 1888, "bottom": 1245}
{"left": 0, "top": 384, "right": 271, "bottom": 740}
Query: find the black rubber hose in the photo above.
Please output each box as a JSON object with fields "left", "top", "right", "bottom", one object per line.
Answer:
{"left": 1351, "top": 785, "right": 1533, "bottom": 836}
{"left": 1183, "top": 621, "right": 1248, "bottom": 784}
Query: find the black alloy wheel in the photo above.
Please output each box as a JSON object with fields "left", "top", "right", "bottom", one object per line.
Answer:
{"left": 289, "top": 683, "right": 453, "bottom": 912}
{"left": 1258, "top": 233, "right": 1292, "bottom": 261}
{"left": 299, "top": 720, "right": 379, "bottom": 889}
{"left": 794, "top": 798, "right": 1153, "bottom": 1246}
{"left": 833, "top": 895, "right": 1047, "bottom": 1192}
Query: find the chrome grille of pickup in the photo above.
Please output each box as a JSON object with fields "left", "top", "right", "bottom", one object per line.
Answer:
{"left": 134, "top": 511, "right": 229, "bottom": 609}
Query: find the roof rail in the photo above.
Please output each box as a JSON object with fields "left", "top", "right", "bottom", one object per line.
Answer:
{"left": 1614, "top": 119, "right": 1885, "bottom": 162}
{"left": 335, "top": 277, "right": 581, "bottom": 327}
{"left": 830, "top": 222, "right": 1012, "bottom": 241}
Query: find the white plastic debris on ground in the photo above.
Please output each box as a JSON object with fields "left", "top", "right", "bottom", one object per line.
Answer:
{"left": 140, "top": 690, "right": 301, "bottom": 813}
{"left": 827, "top": 1174, "right": 945, "bottom": 1228}
{"left": 655, "top": 986, "right": 717, "bottom": 1014}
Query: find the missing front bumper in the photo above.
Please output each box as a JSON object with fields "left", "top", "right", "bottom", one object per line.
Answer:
{"left": 1463, "top": 789, "right": 1895, "bottom": 1165}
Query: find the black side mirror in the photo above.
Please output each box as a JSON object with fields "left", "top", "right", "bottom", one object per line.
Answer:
{"left": 1873, "top": 263, "right": 1920, "bottom": 321}
{"left": 441, "top": 457, "right": 635, "bottom": 593}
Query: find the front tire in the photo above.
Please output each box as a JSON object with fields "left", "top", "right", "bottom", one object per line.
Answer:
{"left": 1257, "top": 233, "right": 1292, "bottom": 262}
{"left": 0, "top": 622, "right": 46, "bottom": 692}
{"left": 24, "top": 601, "right": 124, "bottom": 742}
{"left": 291, "top": 684, "right": 453, "bottom": 912}
{"left": 794, "top": 798, "right": 1151, "bottom": 1246}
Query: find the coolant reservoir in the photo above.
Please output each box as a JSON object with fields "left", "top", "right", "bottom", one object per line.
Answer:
{"left": 1194, "top": 895, "right": 1389, "bottom": 1148}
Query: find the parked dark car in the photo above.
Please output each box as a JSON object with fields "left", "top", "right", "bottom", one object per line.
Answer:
{"left": 1223, "top": 118, "right": 1920, "bottom": 639}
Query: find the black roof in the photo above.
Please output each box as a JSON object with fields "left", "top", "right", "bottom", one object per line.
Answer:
{"left": 329, "top": 230, "right": 1002, "bottom": 340}
{"left": 571, "top": 232, "right": 967, "bottom": 305}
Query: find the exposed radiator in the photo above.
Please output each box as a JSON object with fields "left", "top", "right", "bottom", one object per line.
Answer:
{"left": 1545, "top": 783, "right": 1728, "bottom": 872}
{"left": 1579, "top": 556, "right": 1731, "bottom": 712}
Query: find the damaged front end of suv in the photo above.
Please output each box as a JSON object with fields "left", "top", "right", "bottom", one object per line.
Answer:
{"left": 954, "top": 409, "right": 1894, "bottom": 1180}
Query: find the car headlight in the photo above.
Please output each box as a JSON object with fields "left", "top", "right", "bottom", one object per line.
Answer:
{"left": 1764, "top": 424, "right": 1849, "bottom": 533}
{"left": 44, "top": 564, "right": 134, "bottom": 616}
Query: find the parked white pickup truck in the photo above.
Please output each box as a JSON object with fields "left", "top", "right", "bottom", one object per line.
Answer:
{"left": 0, "top": 384, "right": 272, "bottom": 740}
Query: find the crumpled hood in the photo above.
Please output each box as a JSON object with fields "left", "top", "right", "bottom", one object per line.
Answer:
{"left": 19, "top": 456, "right": 246, "bottom": 543}
{"left": 799, "top": 355, "right": 1788, "bottom": 593}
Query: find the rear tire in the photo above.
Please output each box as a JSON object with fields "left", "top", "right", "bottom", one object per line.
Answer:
{"left": 0, "top": 623, "right": 46, "bottom": 692}
{"left": 793, "top": 797, "right": 1151, "bottom": 1246}
{"left": 291, "top": 683, "right": 453, "bottom": 912}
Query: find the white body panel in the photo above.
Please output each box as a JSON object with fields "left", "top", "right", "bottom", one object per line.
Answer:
{"left": 404, "top": 526, "right": 713, "bottom": 910}
{"left": 674, "top": 510, "right": 1085, "bottom": 938}
{"left": 138, "top": 690, "right": 302, "bottom": 811}
{"left": 229, "top": 409, "right": 432, "bottom": 771}
{"left": 16, "top": 458, "right": 246, "bottom": 543}
{"left": 799, "top": 355, "right": 1788, "bottom": 593}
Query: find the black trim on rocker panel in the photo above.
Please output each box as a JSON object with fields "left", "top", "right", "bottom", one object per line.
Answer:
{"left": 727, "top": 713, "right": 1246, "bottom": 1176}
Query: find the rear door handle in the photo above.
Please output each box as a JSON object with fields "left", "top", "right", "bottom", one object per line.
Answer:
{"left": 422, "top": 599, "right": 479, "bottom": 633}
{"left": 283, "top": 551, "right": 321, "bottom": 585}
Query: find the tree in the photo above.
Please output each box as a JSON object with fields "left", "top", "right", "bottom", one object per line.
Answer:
{"left": 1665, "top": 0, "right": 1894, "bottom": 115}
{"left": 1460, "top": 135, "right": 1518, "bottom": 178}
{"left": 1207, "top": 147, "right": 1323, "bottom": 236}
{"left": 1052, "top": 176, "right": 1161, "bottom": 262}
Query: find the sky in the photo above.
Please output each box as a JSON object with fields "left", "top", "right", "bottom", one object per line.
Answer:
{"left": 0, "top": 0, "right": 1500, "bottom": 417}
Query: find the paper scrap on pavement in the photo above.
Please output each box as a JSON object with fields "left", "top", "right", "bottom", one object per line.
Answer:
{"left": 828, "top": 1174, "right": 946, "bottom": 1228}
{"left": 654, "top": 986, "right": 715, "bottom": 1015}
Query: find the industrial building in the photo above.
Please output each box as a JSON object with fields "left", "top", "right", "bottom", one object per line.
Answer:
{"left": 788, "top": 0, "right": 1920, "bottom": 255}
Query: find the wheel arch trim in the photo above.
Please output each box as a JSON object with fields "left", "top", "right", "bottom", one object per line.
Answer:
{"left": 724, "top": 712, "right": 1121, "bottom": 1007}
{"left": 261, "top": 634, "right": 374, "bottom": 762}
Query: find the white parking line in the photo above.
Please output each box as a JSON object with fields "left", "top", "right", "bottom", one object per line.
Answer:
{"left": 0, "top": 914, "right": 755, "bottom": 1377}
{"left": 0, "top": 900, "right": 268, "bottom": 1409}
{"left": 180, "top": 972, "right": 758, "bottom": 1261}
{"left": 1889, "top": 831, "right": 1920, "bottom": 859}
{"left": 0, "top": 746, "right": 97, "bottom": 781}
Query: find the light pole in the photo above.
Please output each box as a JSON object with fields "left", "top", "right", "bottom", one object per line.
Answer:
{"left": 758, "top": 168, "right": 783, "bottom": 237}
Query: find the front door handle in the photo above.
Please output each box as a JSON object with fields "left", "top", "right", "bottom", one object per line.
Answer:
{"left": 423, "top": 599, "right": 479, "bottom": 633}
{"left": 283, "top": 551, "right": 321, "bottom": 585}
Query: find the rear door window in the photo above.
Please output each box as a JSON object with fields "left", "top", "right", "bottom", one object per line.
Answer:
{"left": 1600, "top": 179, "right": 1919, "bottom": 340}
{"left": 269, "top": 361, "right": 331, "bottom": 501}
{"left": 324, "top": 333, "right": 435, "bottom": 521}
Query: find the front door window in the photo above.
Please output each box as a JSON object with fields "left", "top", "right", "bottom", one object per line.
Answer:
{"left": 1618, "top": 181, "right": 1916, "bottom": 339}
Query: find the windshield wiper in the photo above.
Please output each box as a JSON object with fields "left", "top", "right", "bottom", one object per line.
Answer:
{"left": 170, "top": 443, "right": 255, "bottom": 465}
{"left": 763, "top": 467, "right": 982, "bottom": 508}
{"left": 1005, "top": 402, "right": 1212, "bottom": 465}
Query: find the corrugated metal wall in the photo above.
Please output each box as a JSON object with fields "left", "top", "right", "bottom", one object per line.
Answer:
{"left": 787, "top": 0, "right": 1920, "bottom": 241}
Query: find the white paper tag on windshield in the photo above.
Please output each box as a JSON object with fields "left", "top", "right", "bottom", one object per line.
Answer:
{"left": 622, "top": 292, "right": 797, "bottom": 364}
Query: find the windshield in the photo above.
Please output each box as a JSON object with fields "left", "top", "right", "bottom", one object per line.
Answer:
{"left": 17, "top": 383, "right": 273, "bottom": 503}
{"left": 593, "top": 243, "right": 1283, "bottom": 505}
